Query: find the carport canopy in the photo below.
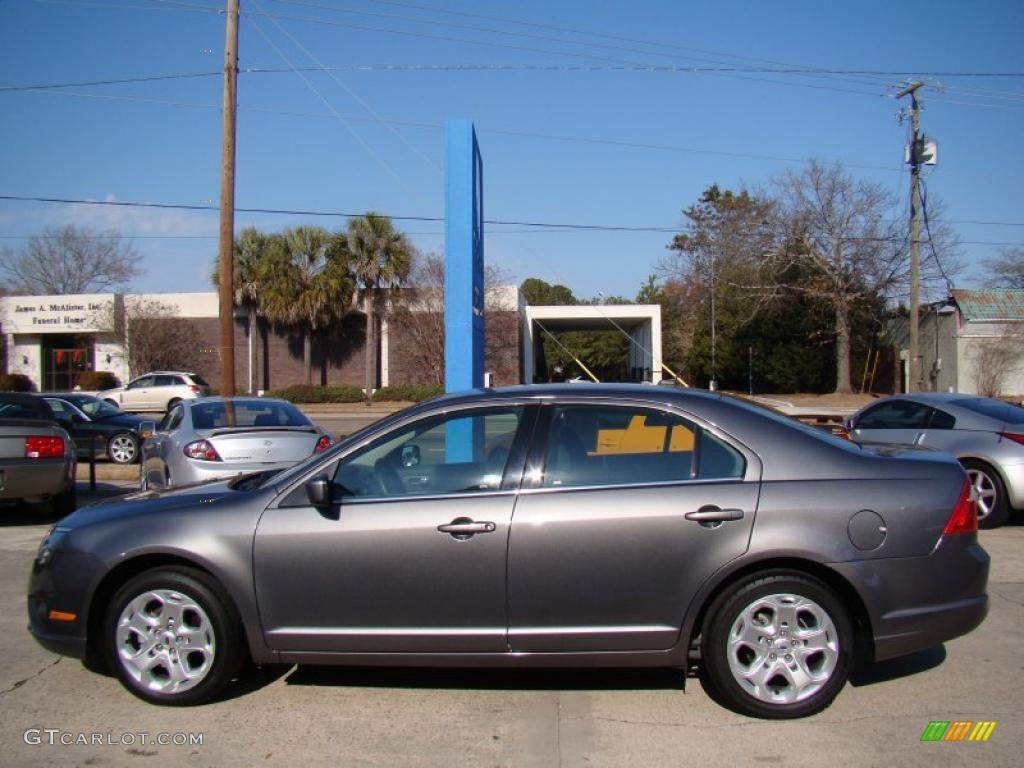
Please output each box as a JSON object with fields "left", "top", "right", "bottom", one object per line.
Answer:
{"left": 522, "top": 304, "right": 663, "bottom": 384}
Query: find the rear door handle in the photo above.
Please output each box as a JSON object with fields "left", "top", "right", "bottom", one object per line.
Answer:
{"left": 685, "top": 506, "right": 745, "bottom": 524}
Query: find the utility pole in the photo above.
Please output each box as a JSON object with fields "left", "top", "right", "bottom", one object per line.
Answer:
{"left": 897, "top": 81, "right": 923, "bottom": 393}
{"left": 217, "top": 0, "right": 240, "bottom": 397}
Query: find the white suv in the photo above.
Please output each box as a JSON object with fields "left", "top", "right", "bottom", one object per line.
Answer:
{"left": 98, "top": 372, "right": 211, "bottom": 413}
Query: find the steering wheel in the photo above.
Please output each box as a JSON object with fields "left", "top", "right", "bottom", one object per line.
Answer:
{"left": 374, "top": 459, "right": 406, "bottom": 496}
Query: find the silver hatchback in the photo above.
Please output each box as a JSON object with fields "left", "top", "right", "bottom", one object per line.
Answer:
{"left": 847, "top": 393, "right": 1024, "bottom": 528}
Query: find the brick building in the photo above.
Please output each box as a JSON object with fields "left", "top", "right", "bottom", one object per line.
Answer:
{"left": 0, "top": 287, "right": 523, "bottom": 392}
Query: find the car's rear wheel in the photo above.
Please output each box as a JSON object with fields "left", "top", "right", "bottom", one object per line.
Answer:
{"left": 105, "top": 568, "right": 243, "bottom": 706}
{"left": 103, "top": 398, "right": 120, "bottom": 408}
{"left": 107, "top": 433, "right": 139, "bottom": 464}
{"left": 166, "top": 398, "right": 182, "bottom": 412}
{"left": 962, "top": 460, "right": 1009, "bottom": 529}
{"left": 700, "top": 571, "right": 852, "bottom": 719}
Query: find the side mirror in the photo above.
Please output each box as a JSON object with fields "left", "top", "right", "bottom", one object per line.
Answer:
{"left": 401, "top": 444, "right": 420, "bottom": 468}
{"left": 305, "top": 475, "right": 333, "bottom": 507}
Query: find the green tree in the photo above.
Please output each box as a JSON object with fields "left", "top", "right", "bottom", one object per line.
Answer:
{"left": 264, "top": 226, "right": 353, "bottom": 385}
{"left": 520, "top": 277, "right": 577, "bottom": 307}
{"left": 342, "top": 213, "right": 414, "bottom": 395}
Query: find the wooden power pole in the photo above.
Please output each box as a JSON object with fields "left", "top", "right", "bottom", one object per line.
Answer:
{"left": 897, "top": 81, "right": 923, "bottom": 393}
{"left": 217, "top": 0, "right": 240, "bottom": 397}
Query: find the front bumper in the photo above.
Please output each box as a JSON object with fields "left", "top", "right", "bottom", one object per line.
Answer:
{"left": 26, "top": 547, "right": 103, "bottom": 661}
{"left": 830, "top": 534, "right": 990, "bottom": 662}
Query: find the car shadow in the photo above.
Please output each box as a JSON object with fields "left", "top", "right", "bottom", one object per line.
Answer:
{"left": 849, "top": 644, "right": 946, "bottom": 687}
{"left": 281, "top": 665, "right": 687, "bottom": 692}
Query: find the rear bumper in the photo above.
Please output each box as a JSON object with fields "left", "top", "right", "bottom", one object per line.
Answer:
{"left": 830, "top": 535, "right": 990, "bottom": 662}
{"left": 178, "top": 459, "right": 296, "bottom": 485}
{"left": 0, "top": 460, "right": 74, "bottom": 503}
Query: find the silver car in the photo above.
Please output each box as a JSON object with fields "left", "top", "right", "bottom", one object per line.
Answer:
{"left": 847, "top": 393, "right": 1024, "bottom": 528}
{"left": 29, "top": 385, "right": 988, "bottom": 719}
{"left": 140, "top": 397, "right": 332, "bottom": 489}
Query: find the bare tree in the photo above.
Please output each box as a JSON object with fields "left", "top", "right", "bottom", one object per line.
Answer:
{"left": 389, "top": 254, "right": 519, "bottom": 385}
{"left": 971, "top": 331, "right": 1024, "bottom": 398}
{"left": 984, "top": 248, "right": 1024, "bottom": 289}
{"left": 773, "top": 161, "right": 909, "bottom": 394}
{"left": 93, "top": 299, "right": 202, "bottom": 377}
{"left": 0, "top": 225, "right": 141, "bottom": 294}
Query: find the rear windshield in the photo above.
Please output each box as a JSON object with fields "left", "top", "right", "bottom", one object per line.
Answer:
{"left": 191, "top": 400, "right": 311, "bottom": 430}
{"left": 953, "top": 397, "right": 1024, "bottom": 426}
{"left": 190, "top": 374, "right": 209, "bottom": 386}
{"left": 0, "top": 394, "right": 52, "bottom": 420}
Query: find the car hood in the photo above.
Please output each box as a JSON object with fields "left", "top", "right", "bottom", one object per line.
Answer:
{"left": 61, "top": 477, "right": 244, "bottom": 529}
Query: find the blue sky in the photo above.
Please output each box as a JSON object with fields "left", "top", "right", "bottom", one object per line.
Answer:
{"left": 1, "top": 0, "right": 1022, "bottom": 300}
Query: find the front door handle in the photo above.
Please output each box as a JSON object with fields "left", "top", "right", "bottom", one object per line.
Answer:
{"left": 685, "top": 506, "right": 745, "bottom": 524}
{"left": 437, "top": 517, "right": 496, "bottom": 540}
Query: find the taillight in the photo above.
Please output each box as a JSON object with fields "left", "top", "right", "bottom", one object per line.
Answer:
{"left": 1002, "top": 432, "right": 1024, "bottom": 446}
{"left": 943, "top": 477, "right": 978, "bottom": 535}
{"left": 25, "top": 436, "right": 64, "bottom": 459}
{"left": 183, "top": 440, "right": 221, "bottom": 461}
{"left": 189, "top": 385, "right": 201, "bottom": 394}
{"left": 314, "top": 435, "right": 332, "bottom": 454}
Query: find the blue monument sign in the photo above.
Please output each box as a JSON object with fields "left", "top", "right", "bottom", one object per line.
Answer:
{"left": 444, "top": 120, "right": 485, "bottom": 392}
{"left": 444, "top": 120, "right": 485, "bottom": 461}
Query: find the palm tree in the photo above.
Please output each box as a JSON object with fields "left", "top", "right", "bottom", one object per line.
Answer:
{"left": 211, "top": 227, "right": 276, "bottom": 393}
{"left": 264, "top": 226, "right": 353, "bottom": 385}
{"left": 343, "top": 213, "right": 414, "bottom": 396}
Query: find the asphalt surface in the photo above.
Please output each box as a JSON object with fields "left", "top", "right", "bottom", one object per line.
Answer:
{"left": 0, "top": 475, "right": 1021, "bottom": 767}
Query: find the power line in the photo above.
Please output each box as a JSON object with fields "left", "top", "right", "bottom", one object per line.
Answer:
{"left": 0, "top": 71, "right": 221, "bottom": 92}
{"left": 3, "top": 194, "right": 1024, "bottom": 244}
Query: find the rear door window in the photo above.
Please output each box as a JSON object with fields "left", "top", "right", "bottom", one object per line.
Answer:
{"left": 541, "top": 404, "right": 744, "bottom": 489}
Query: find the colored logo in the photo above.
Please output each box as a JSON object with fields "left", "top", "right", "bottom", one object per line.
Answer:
{"left": 920, "top": 721, "right": 996, "bottom": 742}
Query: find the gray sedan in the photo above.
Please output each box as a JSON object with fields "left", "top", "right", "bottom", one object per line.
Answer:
{"left": 847, "top": 393, "right": 1024, "bottom": 528}
{"left": 140, "top": 397, "right": 332, "bottom": 489}
{"left": 29, "top": 384, "right": 988, "bottom": 719}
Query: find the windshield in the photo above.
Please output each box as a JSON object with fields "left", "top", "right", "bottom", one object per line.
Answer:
{"left": 69, "top": 396, "right": 122, "bottom": 419}
{"left": 190, "top": 400, "right": 311, "bottom": 430}
{"left": 721, "top": 393, "right": 863, "bottom": 452}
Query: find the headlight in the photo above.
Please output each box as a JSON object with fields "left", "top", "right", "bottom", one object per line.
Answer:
{"left": 35, "top": 526, "right": 70, "bottom": 567}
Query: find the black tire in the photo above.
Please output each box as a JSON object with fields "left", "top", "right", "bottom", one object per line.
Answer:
{"left": 105, "top": 567, "right": 244, "bottom": 706}
{"left": 961, "top": 460, "right": 1009, "bottom": 529}
{"left": 700, "top": 571, "right": 852, "bottom": 719}
{"left": 103, "top": 398, "right": 120, "bottom": 408}
{"left": 107, "top": 432, "right": 139, "bottom": 465}
{"left": 166, "top": 398, "right": 182, "bottom": 412}
{"left": 52, "top": 483, "right": 77, "bottom": 519}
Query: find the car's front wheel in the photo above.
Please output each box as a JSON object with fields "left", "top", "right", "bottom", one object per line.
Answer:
{"left": 962, "top": 460, "right": 1009, "bottom": 529}
{"left": 107, "top": 433, "right": 139, "bottom": 464}
{"left": 105, "top": 568, "right": 243, "bottom": 706}
{"left": 700, "top": 571, "right": 852, "bottom": 719}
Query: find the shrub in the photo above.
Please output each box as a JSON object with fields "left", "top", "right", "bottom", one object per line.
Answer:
{"left": 0, "top": 372, "right": 34, "bottom": 392}
{"left": 265, "top": 383, "right": 367, "bottom": 403}
{"left": 75, "top": 370, "right": 120, "bottom": 391}
{"left": 372, "top": 384, "right": 444, "bottom": 403}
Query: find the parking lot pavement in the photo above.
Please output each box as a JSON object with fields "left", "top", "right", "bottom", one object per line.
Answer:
{"left": 1, "top": 513, "right": 1021, "bottom": 766}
